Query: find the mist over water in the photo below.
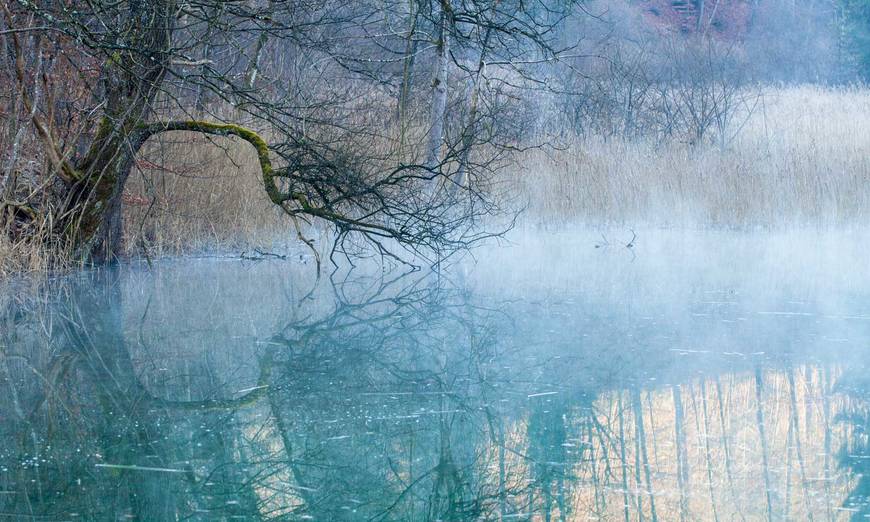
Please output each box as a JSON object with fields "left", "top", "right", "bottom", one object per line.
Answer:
{"left": 3, "top": 228, "right": 870, "bottom": 520}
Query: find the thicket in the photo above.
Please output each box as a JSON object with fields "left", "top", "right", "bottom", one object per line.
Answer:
{"left": 2, "top": 0, "right": 870, "bottom": 275}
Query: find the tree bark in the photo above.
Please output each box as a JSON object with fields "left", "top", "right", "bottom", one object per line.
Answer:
{"left": 397, "top": 0, "right": 419, "bottom": 135}
{"left": 61, "top": 1, "right": 176, "bottom": 263}
{"left": 451, "top": 24, "right": 493, "bottom": 196}
{"left": 425, "top": 1, "right": 451, "bottom": 171}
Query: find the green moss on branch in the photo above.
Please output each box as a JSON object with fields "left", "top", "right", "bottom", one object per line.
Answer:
{"left": 137, "top": 121, "right": 286, "bottom": 205}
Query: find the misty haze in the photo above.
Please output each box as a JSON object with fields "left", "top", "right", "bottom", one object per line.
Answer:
{"left": 2, "top": 0, "right": 870, "bottom": 520}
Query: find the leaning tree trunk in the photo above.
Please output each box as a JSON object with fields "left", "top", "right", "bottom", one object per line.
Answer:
{"left": 68, "top": 97, "right": 161, "bottom": 263}
{"left": 61, "top": 1, "right": 175, "bottom": 263}
{"left": 13, "top": 1, "right": 357, "bottom": 265}
{"left": 56, "top": 3, "right": 304, "bottom": 264}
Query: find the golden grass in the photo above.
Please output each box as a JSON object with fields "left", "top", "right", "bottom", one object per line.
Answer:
{"left": 121, "top": 131, "right": 291, "bottom": 257}
{"left": 511, "top": 85, "right": 870, "bottom": 228}
{"left": 3, "top": 85, "right": 870, "bottom": 274}
{"left": 124, "top": 86, "right": 870, "bottom": 259}
{"left": 0, "top": 221, "right": 67, "bottom": 278}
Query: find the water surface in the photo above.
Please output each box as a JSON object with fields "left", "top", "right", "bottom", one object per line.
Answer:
{"left": 3, "top": 230, "right": 870, "bottom": 520}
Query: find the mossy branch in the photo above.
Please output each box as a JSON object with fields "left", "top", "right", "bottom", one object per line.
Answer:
{"left": 136, "top": 121, "right": 398, "bottom": 234}
{"left": 137, "top": 121, "right": 288, "bottom": 205}
{"left": 134, "top": 120, "right": 476, "bottom": 267}
{"left": 136, "top": 120, "right": 332, "bottom": 270}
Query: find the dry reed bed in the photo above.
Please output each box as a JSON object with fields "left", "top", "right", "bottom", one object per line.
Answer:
{"left": 512, "top": 85, "right": 870, "bottom": 228}
{"left": 127, "top": 86, "right": 870, "bottom": 261}
{"left": 0, "top": 222, "right": 67, "bottom": 277}
{"left": 3, "top": 85, "right": 870, "bottom": 275}
{"left": 122, "top": 131, "right": 290, "bottom": 257}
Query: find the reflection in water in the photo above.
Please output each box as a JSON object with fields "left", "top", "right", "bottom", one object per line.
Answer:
{"left": 835, "top": 368, "right": 870, "bottom": 520}
{"left": 1, "top": 241, "right": 870, "bottom": 520}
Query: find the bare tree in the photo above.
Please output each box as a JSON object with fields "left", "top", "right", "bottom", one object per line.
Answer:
{"left": 2, "top": 0, "right": 578, "bottom": 265}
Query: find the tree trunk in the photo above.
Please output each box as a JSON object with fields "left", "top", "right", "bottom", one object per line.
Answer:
{"left": 68, "top": 112, "right": 154, "bottom": 263}
{"left": 426, "top": 2, "right": 451, "bottom": 171}
{"left": 787, "top": 366, "right": 814, "bottom": 520}
{"left": 699, "top": 379, "right": 721, "bottom": 522}
{"left": 244, "top": 1, "right": 272, "bottom": 90}
{"left": 672, "top": 384, "right": 689, "bottom": 522}
{"left": 632, "top": 387, "right": 658, "bottom": 522}
{"left": 451, "top": 25, "right": 492, "bottom": 196}
{"left": 397, "top": 0, "right": 419, "bottom": 137}
{"left": 617, "top": 392, "right": 632, "bottom": 522}
{"left": 62, "top": 1, "right": 176, "bottom": 263}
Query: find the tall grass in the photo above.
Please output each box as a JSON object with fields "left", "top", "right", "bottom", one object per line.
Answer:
{"left": 0, "top": 217, "right": 69, "bottom": 277}
{"left": 121, "top": 131, "right": 290, "bottom": 258}
{"left": 512, "top": 85, "right": 870, "bottom": 228}
{"left": 125, "top": 86, "right": 870, "bottom": 255}
{"left": 3, "top": 85, "right": 870, "bottom": 274}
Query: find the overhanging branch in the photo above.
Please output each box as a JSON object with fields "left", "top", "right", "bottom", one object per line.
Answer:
{"left": 135, "top": 121, "right": 417, "bottom": 250}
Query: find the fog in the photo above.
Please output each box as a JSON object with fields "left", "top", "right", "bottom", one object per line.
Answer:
{"left": 3, "top": 0, "right": 870, "bottom": 519}
{"left": 3, "top": 228, "right": 870, "bottom": 519}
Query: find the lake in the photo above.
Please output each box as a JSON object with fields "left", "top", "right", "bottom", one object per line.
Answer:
{"left": 2, "top": 229, "right": 870, "bottom": 520}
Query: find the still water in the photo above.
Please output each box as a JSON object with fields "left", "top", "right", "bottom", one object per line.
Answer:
{"left": 2, "top": 230, "right": 870, "bottom": 521}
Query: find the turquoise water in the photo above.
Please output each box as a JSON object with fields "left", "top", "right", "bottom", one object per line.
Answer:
{"left": 2, "top": 230, "right": 870, "bottom": 520}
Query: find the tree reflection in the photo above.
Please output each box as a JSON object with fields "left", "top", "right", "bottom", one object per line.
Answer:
{"left": 3, "top": 270, "right": 253, "bottom": 518}
{"left": 526, "top": 395, "right": 570, "bottom": 521}
{"left": 2, "top": 263, "right": 869, "bottom": 520}
{"left": 836, "top": 368, "right": 870, "bottom": 520}
{"left": 0, "top": 266, "right": 533, "bottom": 520}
